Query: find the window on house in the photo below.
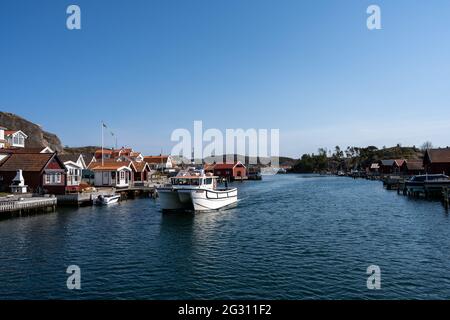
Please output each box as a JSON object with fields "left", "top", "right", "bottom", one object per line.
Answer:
{"left": 45, "top": 172, "right": 62, "bottom": 184}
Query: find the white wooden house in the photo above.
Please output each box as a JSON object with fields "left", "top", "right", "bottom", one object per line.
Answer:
{"left": 59, "top": 154, "right": 87, "bottom": 191}
{"left": 5, "top": 130, "right": 28, "bottom": 148}
{"left": 90, "top": 161, "right": 134, "bottom": 188}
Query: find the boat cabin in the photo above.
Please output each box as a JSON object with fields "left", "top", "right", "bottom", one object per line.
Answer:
{"left": 170, "top": 176, "right": 216, "bottom": 188}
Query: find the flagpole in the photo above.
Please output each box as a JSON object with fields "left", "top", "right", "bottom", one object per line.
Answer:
{"left": 101, "top": 121, "right": 104, "bottom": 166}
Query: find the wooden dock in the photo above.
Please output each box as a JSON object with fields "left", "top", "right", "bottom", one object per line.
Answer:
{"left": 56, "top": 192, "right": 109, "bottom": 206}
{"left": 56, "top": 185, "right": 159, "bottom": 206}
{"left": 0, "top": 197, "right": 57, "bottom": 216}
{"left": 382, "top": 175, "right": 404, "bottom": 190}
{"left": 115, "top": 185, "right": 157, "bottom": 200}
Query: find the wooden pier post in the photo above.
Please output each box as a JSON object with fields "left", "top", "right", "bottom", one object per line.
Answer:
{"left": 443, "top": 187, "right": 449, "bottom": 211}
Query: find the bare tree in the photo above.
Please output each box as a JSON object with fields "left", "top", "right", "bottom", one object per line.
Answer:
{"left": 421, "top": 141, "right": 433, "bottom": 151}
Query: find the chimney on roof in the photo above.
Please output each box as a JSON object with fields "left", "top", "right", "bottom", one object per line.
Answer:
{"left": 10, "top": 169, "right": 28, "bottom": 194}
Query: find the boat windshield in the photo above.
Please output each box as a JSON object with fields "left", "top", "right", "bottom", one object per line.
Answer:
{"left": 171, "top": 178, "right": 202, "bottom": 186}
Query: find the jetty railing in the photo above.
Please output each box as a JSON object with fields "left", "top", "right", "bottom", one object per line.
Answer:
{"left": 0, "top": 197, "right": 57, "bottom": 214}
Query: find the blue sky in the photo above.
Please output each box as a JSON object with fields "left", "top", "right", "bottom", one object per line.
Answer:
{"left": 1, "top": 0, "right": 450, "bottom": 157}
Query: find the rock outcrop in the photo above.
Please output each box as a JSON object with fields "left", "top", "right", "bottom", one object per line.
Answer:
{"left": 0, "top": 111, "right": 64, "bottom": 152}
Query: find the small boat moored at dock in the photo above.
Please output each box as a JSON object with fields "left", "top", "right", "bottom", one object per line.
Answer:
{"left": 95, "top": 194, "right": 120, "bottom": 205}
{"left": 156, "top": 171, "right": 238, "bottom": 212}
{"left": 405, "top": 174, "right": 450, "bottom": 197}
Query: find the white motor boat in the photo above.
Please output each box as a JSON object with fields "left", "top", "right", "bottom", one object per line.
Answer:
{"left": 96, "top": 194, "right": 120, "bottom": 205}
{"left": 156, "top": 171, "right": 238, "bottom": 212}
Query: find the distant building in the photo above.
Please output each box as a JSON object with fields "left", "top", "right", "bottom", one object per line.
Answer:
{"left": 130, "top": 152, "right": 144, "bottom": 162}
{"left": 400, "top": 160, "right": 424, "bottom": 175}
{"left": 94, "top": 148, "right": 113, "bottom": 160}
{"left": 203, "top": 163, "right": 215, "bottom": 174}
{"left": 423, "top": 148, "right": 450, "bottom": 175}
{"left": 378, "top": 159, "right": 405, "bottom": 174}
{"left": 144, "top": 155, "right": 174, "bottom": 170}
{"left": 378, "top": 160, "right": 395, "bottom": 174}
{"left": 95, "top": 147, "right": 144, "bottom": 163}
{"left": 369, "top": 163, "right": 380, "bottom": 173}
{"left": 213, "top": 161, "right": 247, "bottom": 180}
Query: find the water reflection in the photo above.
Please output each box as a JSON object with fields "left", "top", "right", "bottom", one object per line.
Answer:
{"left": 1, "top": 175, "right": 450, "bottom": 299}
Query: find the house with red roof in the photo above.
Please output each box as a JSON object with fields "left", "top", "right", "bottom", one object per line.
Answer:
{"left": 213, "top": 161, "right": 247, "bottom": 181}
{"left": 400, "top": 160, "right": 424, "bottom": 175}
{"left": 144, "top": 155, "right": 174, "bottom": 170}
{"left": 94, "top": 148, "right": 113, "bottom": 161}
{"left": 423, "top": 148, "right": 450, "bottom": 175}
{"left": 0, "top": 151, "right": 66, "bottom": 194}
{"left": 378, "top": 159, "right": 406, "bottom": 175}
{"left": 90, "top": 160, "right": 134, "bottom": 188}
{"left": 131, "top": 161, "right": 151, "bottom": 184}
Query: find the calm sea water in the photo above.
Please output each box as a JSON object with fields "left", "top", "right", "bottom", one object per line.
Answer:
{"left": 1, "top": 174, "right": 450, "bottom": 300}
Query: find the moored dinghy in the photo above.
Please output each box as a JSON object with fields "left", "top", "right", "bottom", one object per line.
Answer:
{"left": 96, "top": 194, "right": 121, "bottom": 205}
{"left": 156, "top": 170, "right": 238, "bottom": 212}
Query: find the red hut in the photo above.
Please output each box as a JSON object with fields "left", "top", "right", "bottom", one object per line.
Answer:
{"left": 0, "top": 152, "right": 66, "bottom": 194}
{"left": 423, "top": 148, "right": 450, "bottom": 175}
{"left": 213, "top": 161, "right": 247, "bottom": 181}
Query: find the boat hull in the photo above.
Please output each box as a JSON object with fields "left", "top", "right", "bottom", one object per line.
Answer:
{"left": 157, "top": 188, "right": 193, "bottom": 211}
{"left": 157, "top": 187, "right": 237, "bottom": 212}
{"left": 186, "top": 188, "right": 238, "bottom": 212}
{"left": 96, "top": 195, "right": 120, "bottom": 205}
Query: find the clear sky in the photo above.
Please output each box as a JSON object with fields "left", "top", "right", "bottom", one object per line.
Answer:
{"left": 1, "top": 0, "right": 450, "bottom": 157}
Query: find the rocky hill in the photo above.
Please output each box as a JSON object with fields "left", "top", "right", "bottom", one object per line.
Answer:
{"left": 63, "top": 146, "right": 99, "bottom": 155}
{"left": 0, "top": 111, "right": 64, "bottom": 152}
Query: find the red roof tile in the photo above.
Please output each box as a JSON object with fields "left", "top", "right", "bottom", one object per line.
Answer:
{"left": 90, "top": 161, "right": 132, "bottom": 171}
{"left": 213, "top": 162, "right": 245, "bottom": 170}
{"left": 426, "top": 148, "right": 450, "bottom": 163}
{"left": 0, "top": 153, "right": 55, "bottom": 172}
{"left": 144, "top": 155, "right": 169, "bottom": 164}
{"left": 404, "top": 161, "right": 424, "bottom": 171}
